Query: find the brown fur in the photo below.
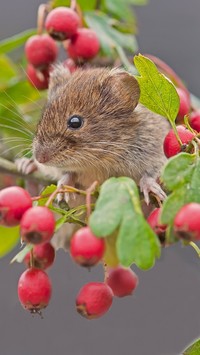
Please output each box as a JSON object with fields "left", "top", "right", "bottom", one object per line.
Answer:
{"left": 33, "top": 66, "right": 169, "bottom": 189}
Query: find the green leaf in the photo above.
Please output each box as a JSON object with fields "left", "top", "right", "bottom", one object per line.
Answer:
{"left": 161, "top": 156, "right": 200, "bottom": 225}
{"left": 183, "top": 339, "right": 200, "bottom": 355}
{"left": 134, "top": 54, "right": 180, "bottom": 123}
{"left": 161, "top": 187, "right": 188, "bottom": 225}
{"left": 161, "top": 153, "right": 196, "bottom": 190}
{"left": 37, "top": 184, "right": 57, "bottom": 206}
{"left": 0, "top": 29, "right": 36, "bottom": 54}
{"left": 10, "top": 244, "right": 33, "bottom": 263}
{"left": 0, "top": 225, "right": 20, "bottom": 258}
{"left": 85, "top": 12, "right": 138, "bottom": 56}
{"left": 117, "top": 212, "right": 160, "bottom": 269}
{"left": 90, "top": 177, "right": 160, "bottom": 270}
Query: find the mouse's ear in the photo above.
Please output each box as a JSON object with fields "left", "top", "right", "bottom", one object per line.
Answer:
{"left": 48, "top": 64, "right": 71, "bottom": 101}
{"left": 108, "top": 68, "right": 140, "bottom": 110}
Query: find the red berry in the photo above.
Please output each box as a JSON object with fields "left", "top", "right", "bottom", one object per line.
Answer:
{"left": 26, "top": 64, "right": 49, "bottom": 90}
{"left": 190, "top": 110, "right": 200, "bottom": 132}
{"left": 0, "top": 186, "right": 32, "bottom": 227}
{"left": 24, "top": 242, "right": 55, "bottom": 270}
{"left": 70, "top": 226, "right": 105, "bottom": 267}
{"left": 174, "top": 203, "right": 200, "bottom": 241}
{"left": 45, "top": 7, "right": 80, "bottom": 41}
{"left": 106, "top": 266, "right": 138, "bottom": 298}
{"left": 147, "top": 208, "right": 167, "bottom": 244}
{"left": 68, "top": 28, "right": 100, "bottom": 60}
{"left": 176, "top": 88, "right": 190, "bottom": 121}
{"left": 18, "top": 268, "right": 52, "bottom": 313}
{"left": 163, "top": 125, "right": 195, "bottom": 158}
{"left": 76, "top": 282, "right": 113, "bottom": 319}
{"left": 25, "top": 34, "right": 58, "bottom": 68}
{"left": 20, "top": 206, "right": 55, "bottom": 244}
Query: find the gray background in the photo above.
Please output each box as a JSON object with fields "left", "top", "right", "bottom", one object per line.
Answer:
{"left": 0, "top": 1, "right": 200, "bottom": 355}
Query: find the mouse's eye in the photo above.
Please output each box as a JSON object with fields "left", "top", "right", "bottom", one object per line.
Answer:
{"left": 67, "top": 115, "right": 83, "bottom": 129}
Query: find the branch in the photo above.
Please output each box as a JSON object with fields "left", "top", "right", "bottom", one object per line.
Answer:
{"left": 0, "top": 157, "right": 54, "bottom": 184}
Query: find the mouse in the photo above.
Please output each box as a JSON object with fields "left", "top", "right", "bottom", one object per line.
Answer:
{"left": 16, "top": 65, "right": 170, "bottom": 247}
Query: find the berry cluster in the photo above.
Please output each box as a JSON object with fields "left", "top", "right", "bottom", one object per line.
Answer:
{"left": 0, "top": 186, "right": 138, "bottom": 318}
{"left": 147, "top": 86, "right": 200, "bottom": 245}
{"left": 25, "top": 5, "right": 100, "bottom": 90}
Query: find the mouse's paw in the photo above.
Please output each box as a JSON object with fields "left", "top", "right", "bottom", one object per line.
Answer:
{"left": 15, "top": 158, "right": 37, "bottom": 175}
{"left": 56, "top": 173, "right": 76, "bottom": 207}
{"left": 139, "top": 175, "right": 166, "bottom": 205}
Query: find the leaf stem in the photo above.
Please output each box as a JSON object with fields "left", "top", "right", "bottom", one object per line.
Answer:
{"left": 170, "top": 121, "right": 183, "bottom": 146}
{"left": 189, "top": 241, "right": 200, "bottom": 258}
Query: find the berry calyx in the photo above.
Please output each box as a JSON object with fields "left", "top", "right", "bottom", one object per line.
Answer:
{"left": 190, "top": 110, "right": 200, "bottom": 132}
{"left": 106, "top": 266, "right": 138, "bottom": 297}
{"left": 163, "top": 125, "right": 195, "bottom": 158}
{"left": 0, "top": 186, "right": 32, "bottom": 227}
{"left": 147, "top": 208, "right": 167, "bottom": 244}
{"left": 24, "top": 242, "right": 55, "bottom": 270}
{"left": 20, "top": 206, "right": 55, "bottom": 244}
{"left": 174, "top": 203, "right": 200, "bottom": 241}
{"left": 18, "top": 268, "right": 52, "bottom": 313}
{"left": 26, "top": 64, "right": 49, "bottom": 90}
{"left": 76, "top": 282, "right": 113, "bottom": 319}
{"left": 25, "top": 34, "right": 58, "bottom": 68}
{"left": 70, "top": 226, "right": 105, "bottom": 267}
{"left": 45, "top": 7, "right": 80, "bottom": 41}
{"left": 68, "top": 28, "right": 100, "bottom": 60}
{"left": 176, "top": 88, "right": 190, "bottom": 121}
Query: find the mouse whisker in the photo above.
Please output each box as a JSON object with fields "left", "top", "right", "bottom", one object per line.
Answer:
{"left": 0, "top": 123, "right": 33, "bottom": 139}
{"left": 0, "top": 116, "right": 34, "bottom": 138}
{"left": 2, "top": 143, "right": 32, "bottom": 157}
{"left": 20, "top": 65, "right": 42, "bottom": 97}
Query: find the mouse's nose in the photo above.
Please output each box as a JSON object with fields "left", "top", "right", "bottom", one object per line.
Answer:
{"left": 34, "top": 143, "right": 51, "bottom": 164}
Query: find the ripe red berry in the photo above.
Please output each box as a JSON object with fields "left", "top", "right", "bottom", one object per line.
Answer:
{"left": 176, "top": 88, "right": 190, "bottom": 121}
{"left": 190, "top": 110, "right": 200, "bottom": 132}
{"left": 76, "top": 282, "right": 113, "bottom": 319}
{"left": 70, "top": 226, "right": 105, "bottom": 267}
{"left": 18, "top": 268, "right": 52, "bottom": 313}
{"left": 20, "top": 206, "right": 55, "bottom": 244}
{"left": 45, "top": 7, "right": 80, "bottom": 41}
{"left": 68, "top": 28, "right": 100, "bottom": 60}
{"left": 163, "top": 125, "right": 195, "bottom": 158}
{"left": 174, "top": 203, "right": 200, "bottom": 241}
{"left": 24, "top": 242, "right": 55, "bottom": 270}
{"left": 25, "top": 34, "right": 58, "bottom": 68}
{"left": 0, "top": 186, "right": 32, "bottom": 227}
{"left": 147, "top": 208, "right": 167, "bottom": 244}
{"left": 26, "top": 64, "right": 49, "bottom": 90}
{"left": 106, "top": 266, "right": 138, "bottom": 298}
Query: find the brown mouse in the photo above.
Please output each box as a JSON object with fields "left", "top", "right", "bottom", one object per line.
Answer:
{"left": 31, "top": 65, "right": 169, "bottom": 205}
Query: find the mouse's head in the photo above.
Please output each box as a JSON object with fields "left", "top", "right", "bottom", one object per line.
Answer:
{"left": 33, "top": 65, "right": 140, "bottom": 172}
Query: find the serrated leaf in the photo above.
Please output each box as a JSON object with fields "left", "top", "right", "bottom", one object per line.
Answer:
{"left": 0, "top": 29, "right": 36, "bottom": 54}
{"left": 161, "top": 156, "right": 200, "bottom": 225}
{"left": 37, "top": 184, "right": 57, "bottom": 206}
{"left": 117, "top": 212, "right": 160, "bottom": 269}
{"left": 161, "top": 153, "right": 196, "bottom": 190}
{"left": 0, "top": 225, "right": 20, "bottom": 258}
{"left": 90, "top": 177, "right": 160, "bottom": 270}
{"left": 85, "top": 12, "right": 138, "bottom": 56}
{"left": 183, "top": 339, "right": 200, "bottom": 355}
{"left": 134, "top": 54, "right": 180, "bottom": 123}
{"left": 10, "top": 244, "right": 33, "bottom": 263}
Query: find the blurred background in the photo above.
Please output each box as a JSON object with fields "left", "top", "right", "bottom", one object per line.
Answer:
{"left": 0, "top": 1, "right": 200, "bottom": 355}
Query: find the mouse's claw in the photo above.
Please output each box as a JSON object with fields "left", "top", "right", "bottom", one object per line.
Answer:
{"left": 139, "top": 175, "right": 166, "bottom": 205}
{"left": 15, "top": 158, "right": 37, "bottom": 175}
{"left": 56, "top": 173, "right": 76, "bottom": 206}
